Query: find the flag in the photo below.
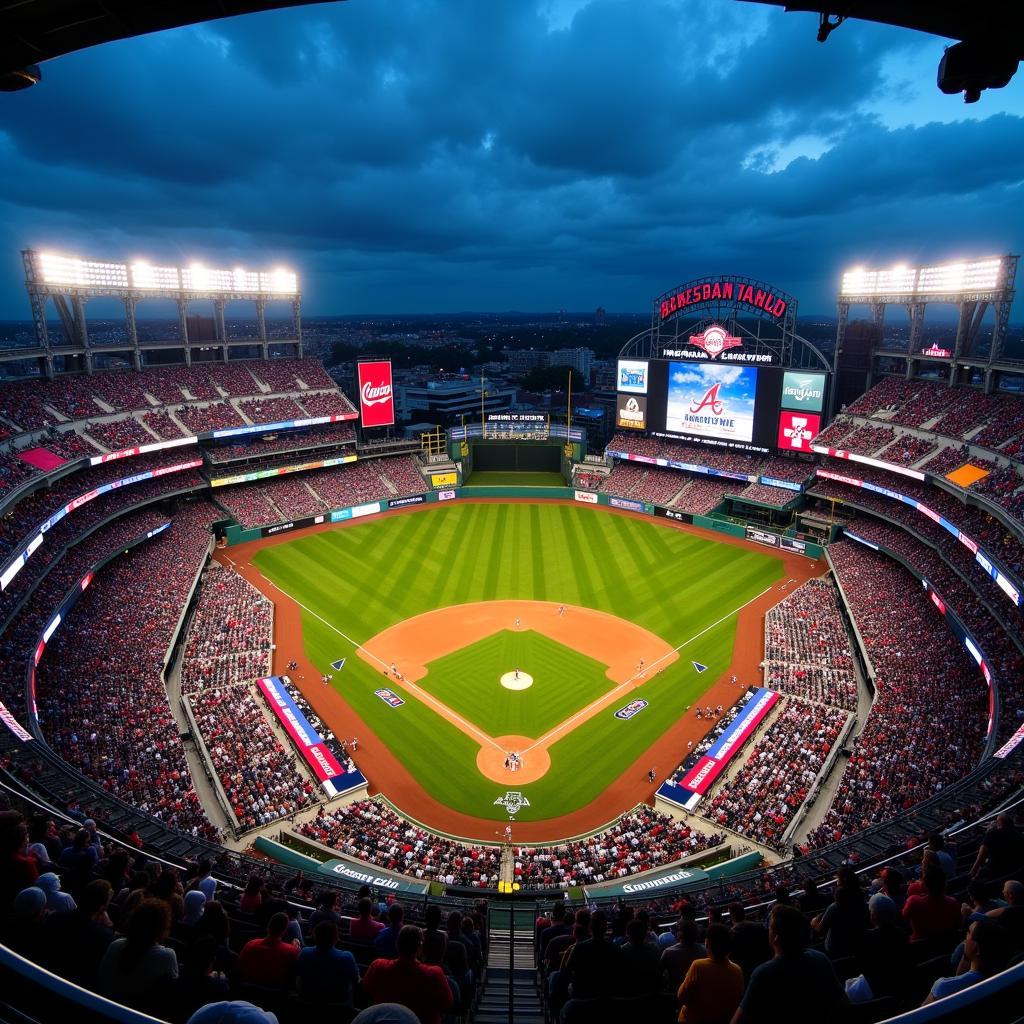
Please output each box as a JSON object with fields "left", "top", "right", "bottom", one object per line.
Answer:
{"left": 692, "top": 661, "right": 708, "bottom": 673}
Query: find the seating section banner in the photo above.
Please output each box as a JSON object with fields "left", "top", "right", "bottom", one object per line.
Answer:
{"left": 256, "top": 675, "right": 366, "bottom": 797}
{"left": 659, "top": 687, "right": 779, "bottom": 805}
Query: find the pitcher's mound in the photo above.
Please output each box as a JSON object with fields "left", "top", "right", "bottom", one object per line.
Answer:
{"left": 501, "top": 671, "right": 533, "bottom": 691}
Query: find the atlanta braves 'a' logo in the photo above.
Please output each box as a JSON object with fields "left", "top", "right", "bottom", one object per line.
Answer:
{"left": 689, "top": 324, "right": 742, "bottom": 358}
{"left": 494, "top": 791, "right": 530, "bottom": 815}
{"left": 689, "top": 382, "right": 725, "bottom": 416}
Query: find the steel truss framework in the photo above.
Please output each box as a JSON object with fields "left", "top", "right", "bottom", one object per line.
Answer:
{"left": 18, "top": 249, "right": 303, "bottom": 376}
{"left": 620, "top": 274, "right": 831, "bottom": 373}
{"left": 834, "top": 254, "right": 1019, "bottom": 386}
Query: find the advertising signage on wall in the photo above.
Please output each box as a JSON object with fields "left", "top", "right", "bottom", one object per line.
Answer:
{"left": 616, "top": 394, "right": 647, "bottom": 430}
{"left": 780, "top": 372, "right": 826, "bottom": 412}
{"left": 357, "top": 360, "right": 395, "bottom": 428}
{"left": 617, "top": 359, "right": 649, "bottom": 394}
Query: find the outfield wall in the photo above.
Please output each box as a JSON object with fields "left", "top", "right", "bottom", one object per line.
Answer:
{"left": 220, "top": 487, "right": 823, "bottom": 559}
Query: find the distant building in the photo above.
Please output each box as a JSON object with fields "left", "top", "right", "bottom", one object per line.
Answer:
{"left": 503, "top": 349, "right": 549, "bottom": 374}
{"left": 548, "top": 347, "right": 594, "bottom": 383}
{"left": 396, "top": 377, "right": 517, "bottom": 424}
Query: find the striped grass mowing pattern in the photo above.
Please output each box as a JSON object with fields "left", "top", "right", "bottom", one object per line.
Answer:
{"left": 252, "top": 502, "right": 782, "bottom": 821}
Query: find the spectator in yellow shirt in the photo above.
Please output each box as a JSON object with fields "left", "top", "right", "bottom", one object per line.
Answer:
{"left": 677, "top": 923, "right": 744, "bottom": 1024}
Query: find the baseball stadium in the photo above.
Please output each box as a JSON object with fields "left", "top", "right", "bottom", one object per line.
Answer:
{"left": 2, "top": 5, "right": 1024, "bottom": 1024}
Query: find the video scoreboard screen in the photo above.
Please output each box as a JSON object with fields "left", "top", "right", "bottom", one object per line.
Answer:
{"left": 616, "top": 330, "right": 827, "bottom": 455}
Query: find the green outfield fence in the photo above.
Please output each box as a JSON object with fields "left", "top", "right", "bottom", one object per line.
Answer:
{"left": 220, "top": 486, "right": 823, "bottom": 558}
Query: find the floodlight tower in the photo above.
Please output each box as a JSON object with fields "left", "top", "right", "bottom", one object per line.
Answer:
{"left": 831, "top": 254, "right": 1018, "bottom": 416}
{"left": 20, "top": 249, "right": 302, "bottom": 377}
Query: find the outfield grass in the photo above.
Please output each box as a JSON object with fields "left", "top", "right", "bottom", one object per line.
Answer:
{"left": 422, "top": 629, "right": 614, "bottom": 738}
{"left": 253, "top": 502, "right": 781, "bottom": 823}
{"left": 463, "top": 470, "right": 565, "bottom": 487}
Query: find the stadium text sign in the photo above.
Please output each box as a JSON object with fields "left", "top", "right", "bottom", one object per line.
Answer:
{"left": 659, "top": 280, "right": 788, "bottom": 322}
{"left": 357, "top": 360, "right": 395, "bottom": 428}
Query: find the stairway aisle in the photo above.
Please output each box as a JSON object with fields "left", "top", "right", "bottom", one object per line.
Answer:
{"left": 471, "top": 905, "right": 545, "bottom": 1024}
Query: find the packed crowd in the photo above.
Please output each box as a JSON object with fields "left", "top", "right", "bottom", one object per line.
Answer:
{"left": 216, "top": 456, "right": 428, "bottom": 528}
{"left": 738, "top": 481, "right": 799, "bottom": 506}
{"left": 180, "top": 563, "right": 273, "bottom": 694}
{"left": 32, "top": 502, "right": 221, "bottom": 838}
{"left": 514, "top": 807, "right": 724, "bottom": 888}
{"left": 706, "top": 697, "right": 849, "bottom": 850}
{"left": 607, "top": 432, "right": 814, "bottom": 482}
{"left": 206, "top": 421, "right": 356, "bottom": 463}
{"left": 175, "top": 402, "right": 248, "bottom": 434}
{"left": 877, "top": 432, "right": 940, "bottom": 468}
{"left": 809, "top": 469, "right": 1024, "bottom": 649}
{"left": 0, "top": 449, "right": 205, "bottom": 568}
{"left": 187, "top": 684, "right": 317, "bottom": 831}
{"left": 672, "top": 477, "right": 748, "bottom": 515}
{"left": 833, "top": 513, "right": 1024, "bottom": 738}
{"left": 763, "top": 578, "right": 859, "bottom": 711}
{"left": 807, "top": 541, "right": 989, "bottom": 847}
{"left": 85, "top": 417, "right": 157, "bottom": 452}
{"left": 236, "top": 397, "right": 308, "bottom": 425}
{"left": 295, "top": 389, "right": 357, "bottom": 418}
{"left": 297, "top": 800, "right": 503, "bottom": 887}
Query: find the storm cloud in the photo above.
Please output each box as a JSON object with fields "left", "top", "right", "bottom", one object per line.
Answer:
{"left": 0, "top": 0, "right": 1021, "bottom": 317}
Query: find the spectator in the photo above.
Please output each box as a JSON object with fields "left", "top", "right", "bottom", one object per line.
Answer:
{"left": 235, "top": 911, "right": 300, "bottom": 991}
{"left": 98, "top": 899, "right": 178, "bottom": 1014}
{"left": 902, "top": 867, "right": 961, "bottom": 943}
{"left": 563, "top": 909, "right": 622, "bottom": 1000}
{"left": 971, "top": 813, "right": 1024, "bottom": 880}
{"left": 852, "top": 894, "right": 910, "bottom": 1001}
{"left": 350, "top": 896, "right": 385, "bottom": 943}
{"left": 923, "top": 918, "right": 1010, "bottom": 1004}
{"left": 811, "top": 869, "right": 868, "bottom": 958}
{"left": 677, "top": 923, "right": 744, "bottom": 1024}
{"left": 732, "top": 904, "right": 847, "bottom": 1024}
{"left": 728, "top": 903, "right": 771, "bottom": 983}
{"left": 296, "top": 920, "right": 360, "bottom": 1005}
{"left": 362, "top": 924, "right": 453, "bottom": 1024}
{"left": 375, "top": 902, "right": 406, "bottom": 958}
{"left": 661, "top": 918, "right": 706, "bottom": 992}
{"left": 619, "top": 917, "right": 661, "bottom": 995}
{"left": 44, "top": 878, "right": 115, "bottom": 988}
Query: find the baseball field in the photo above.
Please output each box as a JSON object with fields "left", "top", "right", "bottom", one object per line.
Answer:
{"left": 250, "top": 502, "right": 784, "bottom": 826}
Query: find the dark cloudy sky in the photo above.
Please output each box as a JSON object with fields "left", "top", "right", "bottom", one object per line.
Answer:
{"left": 1, "top": 0, "right": 1022, "bottom": 319}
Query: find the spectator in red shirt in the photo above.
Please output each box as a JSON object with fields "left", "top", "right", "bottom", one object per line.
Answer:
{"left": 363, "top": 924, "right": 453, "bottom": 1024}
{"left": 902, "top": 867, "right": 961, "bottom": 942}
{"left": 349, "top": 896, "right": 385, "bottom": 943}
{"left": 234, "top": 912, "right": 299, "bottom": 990}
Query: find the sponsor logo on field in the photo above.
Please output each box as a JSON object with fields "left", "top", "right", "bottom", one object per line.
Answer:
{"left": 688, "top": 324, "right": 742, "bottom": 359}
{"left": 574, "top": 490, "right": 598, "bottom": 504}
{"left": 357, "top": 360, "right": 395, "bottom": 427}
{"left": 438, "top": 489, "right": 457, "bottom": 501}
{"left": 656, "top": 506, "right": 686, "bottom": 521}
{"left": 328, "top": 862, "right": 401, "bottom": 889}
{"left": 388, "top": 495, "right": 425, "bottom": 509}
{"left": 609, "top": 496, "right": 644, "bottom": 512}
{"left": 375, "top": 688, "right": 405, "bottom": 708}
{"left": 777, "top": 411, "right": 820, "bottom": 451}
{"left": 616, "top": 394, "right": 647, "bottom": 430}
{"left": 431, "top": 472, "right": 458, "bottom": 487}
{"left": 615, "top": 699, "right": 648, "bottom": 721}
{"left": 745, "top": 526, "right": 779, "bottom": 548}
{"left": 781, "top": 537, "right": 807, "bottom": 553}
{"left": 617, "top": 359, "right": 648, "bottom": 394}
{"left": 494, "top": 791, "right": 531, "bottom": 815}
{"left": 265, "top": 521, "right": 296, "bottom": 535}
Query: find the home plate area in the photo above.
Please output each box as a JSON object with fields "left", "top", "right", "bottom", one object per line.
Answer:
{"left": 501, "top": 669, "right": 533, "bottom": 690}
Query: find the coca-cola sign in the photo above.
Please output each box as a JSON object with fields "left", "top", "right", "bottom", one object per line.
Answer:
{"left": 357, "top": 360, "right": 395, "bottom": 428}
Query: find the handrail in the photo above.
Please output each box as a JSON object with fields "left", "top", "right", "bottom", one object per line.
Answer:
{"left": 0, "top": 942, "right": 167, "bottom": 1024}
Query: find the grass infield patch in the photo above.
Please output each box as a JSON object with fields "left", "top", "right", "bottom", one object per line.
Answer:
{"left": 421, "top": 629, "right": 614, "bottom": 738}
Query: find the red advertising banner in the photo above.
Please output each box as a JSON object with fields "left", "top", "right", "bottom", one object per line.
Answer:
{"left": 357, "top": 360, "right": 395, "bottom": 428}
{"left": 776, "top": 411, "right": 820, "bottom": 452}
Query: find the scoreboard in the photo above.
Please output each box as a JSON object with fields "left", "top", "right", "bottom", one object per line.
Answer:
{"left": 616, "top": 325, "right": 827, "bottom": 455}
